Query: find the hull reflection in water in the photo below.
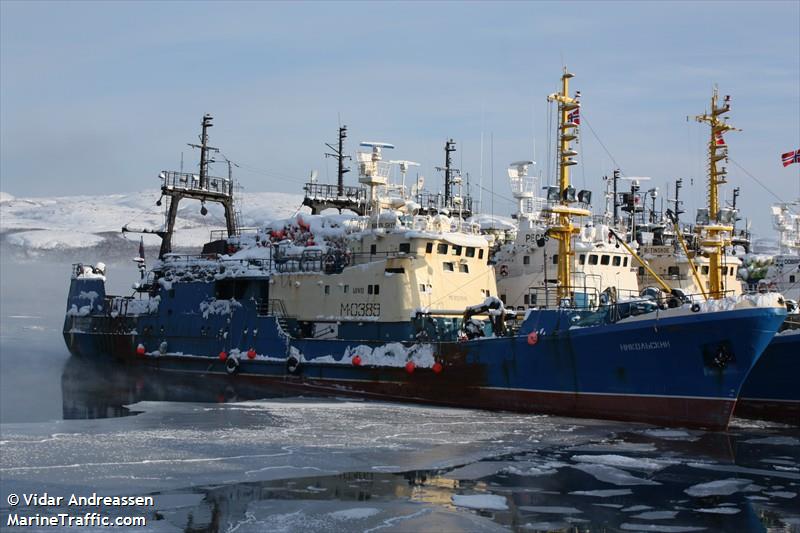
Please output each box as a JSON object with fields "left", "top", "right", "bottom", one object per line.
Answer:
{"left": 60, "top": 356, "right": 308, "bottom": 420}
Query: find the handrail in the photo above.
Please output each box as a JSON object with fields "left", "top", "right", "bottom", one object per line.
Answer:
{"left": 161, "top": 170, "right": 232, "bottom": 196}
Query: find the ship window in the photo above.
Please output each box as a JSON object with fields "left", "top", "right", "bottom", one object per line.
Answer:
{"left": 523, "top": 255, "right": 530, "bottom": 265}
{"left": 451, "top": 245, "right": 462, "bottom": 256}
{"left": 479, "top": 249, "right": 484, "bottom": 259}
{"left": 399, "top": 243, "right": 411, "bottom": 253}
{"left": 638, "top": 267, "right": 645, "bottom": 276}
{"left": 601, "top": 255, "right": 610, "bottom": 265}
{"left": 324, "top": 285, "right": 330, "bottom": 294}
{"left": 343, "top": 284, "right": 349, "bottom": 293}
{"left": 623, "top": 257, "right": 628, "bottom": 267}
{"left": 426, "top": 242, "right": 433, "bottom": 254}
{"left": 374, "top": 284, "right": 380, "bottom": 295}
{"left": 524, "top": 294, "right": 530, "bottom": 305}
{"left": 443, "top": 262, "right": 455, "bottom": 271}
{"left": 589, "top": 254, "right": 598, "bottom": 265}
{"left": 579, "top": 254, "right": 586, "bottom": 265}
{"left": 370, "top": 244, "right": 377, "bottom": 255}
{"left": 460, "top": 263, "right": 469, "bottom": 273}
{"left": 437, "top": 243, "right": 448, "bottom": 254}
{"left": 500, "top": 294, "right": 506, "bottom": 304}
{"left": 612, "top": 256, "right": 621, "bottom": 266}
{"left": 701, "top": 266, "right": 709, "bottom": 275}
{"left": 420, "top": 284, "right": 426, "bottom": 292}
{"left": 368, "top": 285, "right": 373, "bottom": 295}
{"left": 552, "top": 254, "right": 558, "bottom": 264}
{"left": 791, "top": 275, "right": 796, "bottom": 283}
{"left": 668, "top": 266, "right": 680, "bottom": 276}
{"left": 385, "top": 267, "right": 405, "bottom": 274}
{"left": 466, "top": 247, "right": 475, "bottom": 257}
{"left": 215, "top": 280, "right": 247, "bottom": 300}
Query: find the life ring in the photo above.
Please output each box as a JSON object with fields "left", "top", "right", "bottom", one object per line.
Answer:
{"left": 499, "top": 264, "right": 509, "bottom": 277}
{"left": 225, "top": 356, "right": 240, "bottom": 375}
{"left": 286, "top": 355, "right": 301, "bottom": 374}
{"left": 527, "top": 331, "right": 539, "bottom": 346}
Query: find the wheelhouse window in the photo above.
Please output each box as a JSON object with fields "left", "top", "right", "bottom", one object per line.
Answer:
{"left": 426, "top": 242, "right": 433, "bottom": 254}
{"left": 459, "top": 263, "right": 469, "bottom": 273}
{"left": 399, "top": 243, "right": 411, "bottom": 254}
{"left": 552, "top": 254, "right": 558, "bottom": 264}
{"left": 370, "top": 244, "right": 377, "bottom": 255}
{"left": 668, "top": 266, "right": 680, "bottom": 276}
{"left": 451, "top": 245, "right": 462, "bottom": 256}
{"left": 600, "top": 255, "right": 610, "bottom": 265}
{"left": 466, "top": 247, "right": 476, "bottom": 257}
{"left": 443, "top": 262, "right": 455, "bottom": 271}
{"left": 523, "top": 255, "right": 530, "bottom": 265}
{"left": 579, "top": 254, "right": 586, "bottom": 265}
{"left": 612, "top": 256, "right": 621, "bottom": 266}
{"left": 589, "top": 255, "right": 598, "bottom": 265}
{"left": 479, "top": 249, "right": 484, "bottom": 259}
{"left": 623, "top": 257, "right": 628, "bottom": 267}
{"left": 437, "top": 243, "right": 448, "bottom": 255}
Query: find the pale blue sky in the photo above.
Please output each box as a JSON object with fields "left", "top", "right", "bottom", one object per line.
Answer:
{"left": 1, "top": 1, "right": 798, "bottom": 234}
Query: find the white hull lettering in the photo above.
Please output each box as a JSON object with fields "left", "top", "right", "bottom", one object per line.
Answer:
{"left": 619, "top": 341, "right": 671, "bottom": 352}
{"left": 340, "top": 303, "right": 381, "bottom": 317}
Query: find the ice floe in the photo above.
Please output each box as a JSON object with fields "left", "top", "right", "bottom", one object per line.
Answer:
{"left": 684, "top": 478, "right": 752, "bottom": 497}
{"left": 452, "top": 494, "right": 508, "bottom": 511}
{"left": 694, "top": 507, "right": 740, "bottom": 514}
{"left": 620, "top": 524, "right": 705, "bottom": 532}
{"left": 571, "top": 454, "right": 673, "bottom": 472}
{"left": 571, "top": 464, "right": 661, "bottom": 486}
{"left": 570, "top": 489, "right": 633, "bottom": 497}
{"left": 631, "top": 510, "right": 679, "bottom": 520}
{"left": 328, "top": 507, "right": 381, "bottom": 520}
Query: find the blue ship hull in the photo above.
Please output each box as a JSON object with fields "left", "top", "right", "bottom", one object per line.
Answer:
{"left": 63, "top": 276, "right": 785, "bottom": 430}
{"left": 735, "top": 330, "right": 800, "bottom": 424}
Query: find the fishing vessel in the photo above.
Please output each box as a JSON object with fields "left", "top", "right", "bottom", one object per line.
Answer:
{"left": 735, "top": 201, "right": 800, "bottom": 423}
{"left": 63, "top": 72, "right": 786, "bottom": 430}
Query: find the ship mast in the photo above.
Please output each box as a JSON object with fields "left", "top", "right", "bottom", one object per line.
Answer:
{"left": 694, "top": 88, "right": 739, "bottom": 298}
{"left": 545, "top": 69, "right": 591, "bottom": 302}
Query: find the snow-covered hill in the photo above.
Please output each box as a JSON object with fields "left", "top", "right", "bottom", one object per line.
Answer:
{"left": 0, "top": 190, "right": 303, "bottom": 259}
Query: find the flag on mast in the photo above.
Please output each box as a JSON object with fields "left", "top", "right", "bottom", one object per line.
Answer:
{"left": 714, "top": 131, "right": 726, "bottom": 146}
{"left": 568, "top": 107, "right": 580, "bottom": 125}
{"left": 139, "top": 237, "right": 145, "bottom": 261}
{"left": 781, "top": 149, "right": 799, "bottom": 167}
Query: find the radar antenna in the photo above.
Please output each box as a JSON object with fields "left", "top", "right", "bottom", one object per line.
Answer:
{"left": 507, "top": 160, "right": 537, "bottom": 218}
{"left": 389, "top": 160, "right": 420, "bottom": 198}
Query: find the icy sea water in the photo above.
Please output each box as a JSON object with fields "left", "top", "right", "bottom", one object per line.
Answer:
{"left": 1, "top": 258, "right": 799, "bottom": 533}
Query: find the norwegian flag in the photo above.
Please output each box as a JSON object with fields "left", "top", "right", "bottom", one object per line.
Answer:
{"left": 782, "top": 149, "right": 800, "bottom": 167}
{"left": 714, "top": 131, "right": 726, "bottom": 146}
{"left": 568, "top": 107, "right": 580, "bottom": 125}
{"left": 138, "top": 237, "right": 145, "bottom": 261}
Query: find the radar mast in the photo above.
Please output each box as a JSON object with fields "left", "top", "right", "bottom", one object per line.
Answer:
{"left": 545, "top": 69, "right": 591, "bottom": 302}
{"left": 694, "top": 88, "right": 739, "bottom": 298}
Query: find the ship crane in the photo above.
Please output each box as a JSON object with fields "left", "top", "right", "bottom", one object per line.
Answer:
{"left": 122, "top": 114, "right": 238, "bottom": 258}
